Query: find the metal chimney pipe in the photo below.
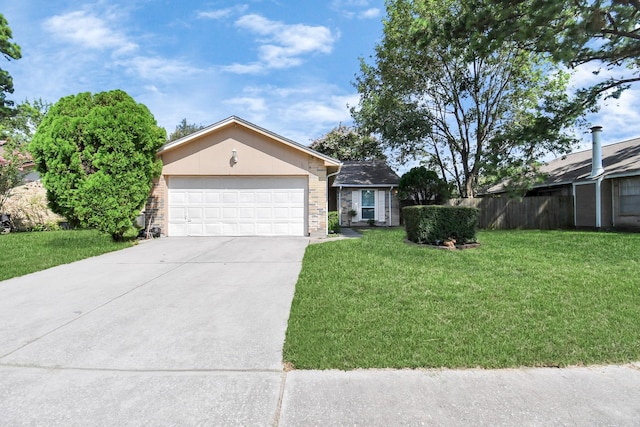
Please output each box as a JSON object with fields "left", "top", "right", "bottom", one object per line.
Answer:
{"left": 591, "top": 126, "right": 604, "bottom": 177}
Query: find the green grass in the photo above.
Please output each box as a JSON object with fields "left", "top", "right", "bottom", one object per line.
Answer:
{"left": 0, "top": 229, "right": 134, "bottom": 281}
{"left": 284, "top": 228, "right": 640, "bottom": 370}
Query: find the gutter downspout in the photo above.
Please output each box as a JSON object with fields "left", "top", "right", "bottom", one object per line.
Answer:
{"left": 339, "top": 187, "right": 342, "bottom": 226}
{"left": 591, "top": 126, "right": 604, "bottom": 229}
{"left": 572, "top": 184, "right": 577, "bottom": 228}
{"left": 326, "top": 164, "right": 343, "bottom": 234}
{"left": 389, "top": 186, "right": 393, "bottom": 227}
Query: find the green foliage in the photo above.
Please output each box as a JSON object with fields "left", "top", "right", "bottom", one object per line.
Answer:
{"left": 0, "top": 98, "right": 50, "bottom": 146}
{"left": 29, "top": 90, "right": 166, "bottom": 241}
{"left": 328, "top": 211, "right": 340, "bottom": 234}
{"left": 403, "top": 205, "right": 478, "bottom": 245}
{"left": 352, "top": 0, "right": 581, "bottom": 197}
{"left": 310, "top": 124, "right": 386, "bottom": 161}
{"left": 455, "top": 0, "right": 640, "bottom": 108}
{"left": 168, "top": 118, "right": 205, "bottom": 142}
{"left": 399, "top": 166, "right": 450, "bottom": 204}
{"left": 0, "top": 13, "right": 21, "bottom": 121}
{"left": 0, "top": 140, "right": 28, "bottom": 212}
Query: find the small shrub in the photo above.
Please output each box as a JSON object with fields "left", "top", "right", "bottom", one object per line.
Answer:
{"left": 328, "top": 211, "right": 340, "bottom": 234}
{"left": 403, "top": 205, "right": 478, "bottom": 245}
{"left": 367, "top": 218, "right": 376, "bottom": 227}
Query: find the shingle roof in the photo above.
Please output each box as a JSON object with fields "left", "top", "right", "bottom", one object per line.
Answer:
{"left": 332, "top": 160, "right": 400, "bottom": 187}
{"left": 485, "top": 136, "right": 640, "bottom": 193}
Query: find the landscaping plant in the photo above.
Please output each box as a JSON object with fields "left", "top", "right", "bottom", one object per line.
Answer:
{"left": 29, "top": 90, "right": 166, "bottom": 241}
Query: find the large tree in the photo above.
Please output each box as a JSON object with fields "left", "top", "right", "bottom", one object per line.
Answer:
{"left": 398, "top": 166, "right": 450, "bottom": 205}
{"left": 452, "top": 0, "right": 640, "bottom": 108}
{"left": 0, "top": 13, "right": 21, "bottom": 121}
{"left": 309, "top": 124, "right": 386, "bottom": 161}
{"left": 29, "top": 90, "right": 166, "bottom": 241}
{"left": 353, "top": 0, "right": 583, "bottom": 197}
{"left": 168, "top": 118, "right": 205, "bottom": 142}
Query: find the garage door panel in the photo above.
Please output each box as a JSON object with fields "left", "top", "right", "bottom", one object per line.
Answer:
{"left": 204, "top": 223, "right": 222, "bottom": 235}
{"left": 168, "top": 177, "right": 307, "bottom": 236}
{"left": 204, "top": 207, "right": 221, "bottom": 219}
{"left": 170, "top": 191, "right": 187, "bottom": 204}
{"left": 187, "top": 207, "right": 203, "bottom": 219}
{"left": 239, "top": 207, "right": 254, "bottom": 218}
{"left": 223, "top": 207, "right": 238, "bottom": 219}
{"left": 169, "top": 206, "right": 187, "bottom": 219}
{"left": 256, "top": 207, "right": 271, "bottom": 219}
{"left": 257, "top": 193, "right": 271, "bottom": 204}
{"left": 204, "top": 191, "right": 221, "bottom": 204}
{"left": 238, "top": 192, "right": 255, "bottom": 204}
{"left": 273, "top": 207, "right": 290, "bottom": 219}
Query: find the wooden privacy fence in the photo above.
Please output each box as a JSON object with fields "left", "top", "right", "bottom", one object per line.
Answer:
{"left": 444, "top": 196, "right": 574, "bottom": 230}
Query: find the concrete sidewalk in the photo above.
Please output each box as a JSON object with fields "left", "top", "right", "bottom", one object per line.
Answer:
{"left": 1, "top": 236, "right": 639, "bottom": 426}
{"left": 280, "top": 365, "right": 640, "bottom": 426}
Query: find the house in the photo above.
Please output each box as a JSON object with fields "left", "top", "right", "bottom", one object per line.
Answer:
{"left": 145, "top": 116, "right": 341, "bottom": 237}
{"left": 331, "top": 160, "right": 401, "bottom": 227}
{"left": 0, "top": 140, "right": 39, "bottom": 183}
{"left": 485, "top": 127, "right": 640, "bottom": 230}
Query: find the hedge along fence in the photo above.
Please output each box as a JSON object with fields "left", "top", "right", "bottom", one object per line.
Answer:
{"left": 403, "top": 205, "right": 479, "bottom": 245}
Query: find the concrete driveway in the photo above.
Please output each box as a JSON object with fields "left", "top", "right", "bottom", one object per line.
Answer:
{"left": 0, "top": 236, "right": 307, "bottom": 425}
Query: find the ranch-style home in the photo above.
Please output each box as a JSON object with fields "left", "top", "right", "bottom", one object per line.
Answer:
{"left": 485, "top": 127, "right": 640, "bottom": 230}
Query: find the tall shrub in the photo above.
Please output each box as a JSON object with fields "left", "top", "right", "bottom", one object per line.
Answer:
{"left": 29, "top": 90, "right": 166, "bottom": 241}
{"left": 403, "top": 205, "right": 478, "bottom": 245}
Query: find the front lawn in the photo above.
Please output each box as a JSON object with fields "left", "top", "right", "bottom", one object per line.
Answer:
{"left": 284, "top": 228, "right": 640, "bottom": 369}
{"left": 0, "top": 229, "right": 134, "bottom": 281}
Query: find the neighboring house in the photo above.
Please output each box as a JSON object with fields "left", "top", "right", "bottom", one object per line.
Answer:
{"left": 332, "top": 160, "right": 400, "bottom": 227}
{"left": 485, "top": 128, "right": 640, "bottom": 230}
{"left": 145, "top": 116, "right": 341, "bottom": 237}
{"left": 0, "top": 140, "right": 39, "bottom": 183}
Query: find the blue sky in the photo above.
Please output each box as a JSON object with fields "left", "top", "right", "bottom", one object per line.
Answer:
{"left": 3, "top": 0, "right": 384, "bottom": 145}
{"left": 3, "top": 0, "right": 639, "bottom": 161}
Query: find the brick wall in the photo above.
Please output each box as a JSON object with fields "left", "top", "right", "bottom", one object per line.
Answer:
{"left": 307, "top": 155, "right": 328, "bottom": 237}
{"left": 144, "top": 175, "right": 167, "bottom": 235}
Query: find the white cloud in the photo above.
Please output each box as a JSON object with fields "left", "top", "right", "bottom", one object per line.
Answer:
{"left": 359, "top": 8, "right": 381, "bottom": 19}
{"left": 221, "top": 84, "right": 358, "bottom": 143}
{"left": 221, "top": 62, "right": 266, "bottom": 74}
{"left": 565, "top": 63, "right": 640, "bottom": 146}
{"left": 224, "top": 14, "right": 338, "bottom": 73}
{"left": 330, "top": 0, "right": 380, "bottom": 19}
{"left": 198, "top": 5, "right": 249, "bottom": 20}
{"left": 43, "top": 10, "right": 137, "bottom": 55}
{"left": 224, "top": 96, "right": 268, "bottom": 114}
{"left": 122, "top": 56, "right": 204, "bottom": 82}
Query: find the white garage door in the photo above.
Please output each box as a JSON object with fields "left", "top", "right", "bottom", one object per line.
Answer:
{"left": 168, "top": 177, "right": 307, "bottom": 236}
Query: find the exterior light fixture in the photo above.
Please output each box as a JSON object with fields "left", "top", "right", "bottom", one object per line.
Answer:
{"left": 231, "top": 149, "right": 238, "bottom": 164}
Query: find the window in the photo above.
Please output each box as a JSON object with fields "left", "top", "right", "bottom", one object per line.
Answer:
{"left": 361, "top": 190, "right": 375, "bottom": 220}
{"left": 620, "top": 177, "right": 640, "bottom": 214}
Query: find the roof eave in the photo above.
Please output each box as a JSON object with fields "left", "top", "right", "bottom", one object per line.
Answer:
{"left": 157, "top": 116, "right": 341, "bottom": 166}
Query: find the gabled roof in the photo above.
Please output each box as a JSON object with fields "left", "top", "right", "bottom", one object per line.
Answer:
{"left": 157, "top": 115, "right": 341, "bottom": 167}
{"left": 332, "top": 160, "right": 400, "bottom": 187}
{"left": 485, "top": 136, "right": 640, "bottom": 193}
{"left": 542, "top": 136, "right": 640, "bottom": 185}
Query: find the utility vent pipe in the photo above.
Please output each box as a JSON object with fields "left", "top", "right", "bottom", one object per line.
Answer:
{"left": 591, "top": 126, "right": 604, "bottom": 178}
